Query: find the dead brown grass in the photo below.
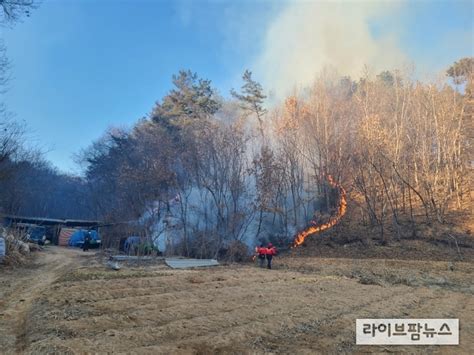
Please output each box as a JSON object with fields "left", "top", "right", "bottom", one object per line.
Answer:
{"left": 0, "top": 246, "right": 471, "bottom": 354}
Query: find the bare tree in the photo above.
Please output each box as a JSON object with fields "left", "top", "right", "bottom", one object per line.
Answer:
{"left": 0, "top": 0, "right": 37, "bottom": 26}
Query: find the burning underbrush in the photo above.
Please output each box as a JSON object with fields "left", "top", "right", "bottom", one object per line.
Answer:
{"left": 286, "top": 177, "right": 473, "bottom": 263}
{"left": 292, "top": 175, "right": 347, "bottom": 248}
{"left": 289, "top": 220, "right": 474, "bottom": 263}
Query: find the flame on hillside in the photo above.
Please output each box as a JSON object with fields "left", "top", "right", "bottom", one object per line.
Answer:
{"left": 293, "top": 175, "right": 347, "bottom": 247}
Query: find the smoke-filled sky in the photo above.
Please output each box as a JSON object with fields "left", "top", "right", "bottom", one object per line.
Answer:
{"left": 2, "top": 0, "right": 472, "bottom": 172}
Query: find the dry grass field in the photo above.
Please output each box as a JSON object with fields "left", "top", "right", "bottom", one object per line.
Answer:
{"left": 0, "top": 246, "right": 473, "bottom": 354}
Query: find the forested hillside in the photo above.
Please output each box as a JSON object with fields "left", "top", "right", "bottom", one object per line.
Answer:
{"left": 73, "top": 63, "right": 472, "bottom": 256}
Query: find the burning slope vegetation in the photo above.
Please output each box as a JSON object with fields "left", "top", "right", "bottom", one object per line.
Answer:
{"left": 79, "top": 60, "right": 472, "bottom": 255}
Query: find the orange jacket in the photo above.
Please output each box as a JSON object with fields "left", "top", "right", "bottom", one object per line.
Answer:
{"left": 266, "top": 246, "right": 277, "bottom": 256}
{"left": 255, "top": 246, "right": 268, "bottom": 255}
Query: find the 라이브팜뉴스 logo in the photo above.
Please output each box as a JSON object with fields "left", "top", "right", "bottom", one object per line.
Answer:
{"left": 356, "top": 319, "right": 459, "bottom": 345}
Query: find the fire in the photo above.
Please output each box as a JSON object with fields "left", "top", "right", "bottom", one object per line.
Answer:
{"left": 292, "top": 175, "right": 347, "bottom": 247}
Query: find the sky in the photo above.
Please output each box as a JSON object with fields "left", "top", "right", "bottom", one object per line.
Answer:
{"left": 1, "top": 0, "right": 472, "bottom": 173}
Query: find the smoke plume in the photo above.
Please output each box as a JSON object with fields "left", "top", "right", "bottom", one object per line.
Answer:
{"left": 254, "top": 0, "right": 407, "bottom": 98}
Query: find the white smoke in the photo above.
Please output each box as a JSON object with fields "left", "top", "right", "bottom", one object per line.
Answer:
{"left": 254, "top": 0, "right": 407, "bottom": 98}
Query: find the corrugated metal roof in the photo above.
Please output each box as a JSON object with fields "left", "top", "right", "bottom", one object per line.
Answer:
{"left": 2, "top": 214, "right": 100, "bottom": 227}
{"left": 165, "top": 258, "right": 219, "bottom": 269}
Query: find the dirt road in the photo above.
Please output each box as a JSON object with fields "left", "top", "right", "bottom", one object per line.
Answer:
{"left": 0, "top": 247, "right": 94, "bottom": 353}
{"left": 0, "top": 248, "right": 473, "bottom": 354}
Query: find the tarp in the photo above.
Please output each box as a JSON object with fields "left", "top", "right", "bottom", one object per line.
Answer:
{"left": 0, "top": 237, "right": 5, "bottom": 259}
{"left": 165, "top": 258, "right": 219, "bottom": 269}
{"left": 59, "top": 228, "right": 76, "bottom": 246}
{"left": 68, "top": 229, "right": 100, "bottom": 247}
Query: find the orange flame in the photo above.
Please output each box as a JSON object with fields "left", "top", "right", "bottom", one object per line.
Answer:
{"left": 292, "top": 175, "right": 347, "bottom": 247}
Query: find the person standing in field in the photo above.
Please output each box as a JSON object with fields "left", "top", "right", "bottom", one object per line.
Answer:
{"left": 255, "top": 244, "right": 266, "bottom": 268}
{"left": 266, "top": 243, "right": 277, "bottom": 269}
{"left": 83, "top": 231, "right": 91, "bottom": 252}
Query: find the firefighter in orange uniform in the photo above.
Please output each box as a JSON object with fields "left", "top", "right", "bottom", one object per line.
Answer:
{"left": 266, "top": 243, "right": 277, "bottom": 269}
{"left": 255, "top": 244, "right": 267, "bottom": 268}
